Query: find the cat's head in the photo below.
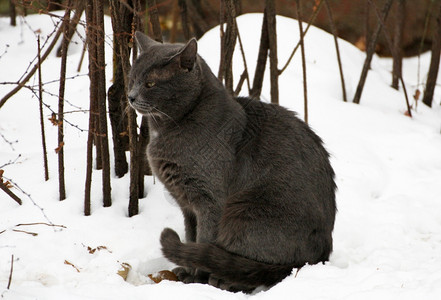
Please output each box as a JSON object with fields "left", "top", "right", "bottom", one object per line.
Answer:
{"left": 128, "top": 31, "right": 201, "bottom": 121}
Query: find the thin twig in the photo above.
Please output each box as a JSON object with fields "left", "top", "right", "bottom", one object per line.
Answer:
{"left": 324, "top": 0, "right": 347, "bottom": 102}
{"left": 16, "top": 222, "right": 66, "bottom": 228}
{"left": 12, "top": 229, "right": 38, "bottom": 236}
{"left": 7, "top": 255, "right": 14, "bottom": 289}
{"left": 0, "top": 154, "right": 22, "bottom": 169}
{"left": 296, "top": 0, "right": 308, "bottom": 124}
{"left": 235, "top": 22, "right": 251, "bottom": 94}
{"left": 77, "top": 40, "right": 87, "bottom": 72}
{"left": 234, "top": 69, "right": 248, "bottom": 95}
{"left": 0, "top": 132, "right": 18, "bottom": 151}
{"left": 25, "top": 85, "right": 88, "bottom": 132}
{"left": 278, "top": 0, "right": 324, "bottom": 75}
{"left": 0, "top": 19, "right": 64, "bottom": 109}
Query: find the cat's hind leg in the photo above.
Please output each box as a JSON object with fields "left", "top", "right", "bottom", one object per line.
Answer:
{"left": 172, "top": 267, "right": 209, "bottom": 284}
{"left": 182, "top": 207, "right": 197, "bottom": 242}
{"left": 208, "top": 274, "right": 255, "bottom": 293}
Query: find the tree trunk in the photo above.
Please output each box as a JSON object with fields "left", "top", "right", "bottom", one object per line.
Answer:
{"left": 266, "top": 0, "right": 278, "bottom": 104}
{"left": 296, "top": 0, "right": 307, "bottom": 123}
{"left": 56, "top": 0, "right": 85, "bottom": 57}
{"left": 37, "top": 35, "right": 49, "bottom": 181}
{"left": 179, "top": 0, "right": 191, "bottom": 40}
{"left": 94, "top": 0, "right": 112, "bottom": 207}
{"left": 422, "top": 1, "right": 441, "bottom": 108}
{"left": 365, "top": 0, "right": 371, "bottom": 50}
{"left": 392, "top": 0, "right": 405, "bottom": 89}
{"left": 353, "top": 0, "right": 393, "bottom": 104}
{"left": 170, "top": 0, "right": 180, "bottom": 43}
{"left": 147, "top": 0, "right": 162, "bottom": 41}
{"left": 186, "top": 0, "right": 210, "bottom": 38}
{"left": 84, "top": 0, "right": 95, "bottom": 215}
{"left": 91, "top": 1, "right": 102, "bottom": 171}
{"left": 218, "top": 0, "right": 237, "bottom": 94}
{"left": 250, "top": 11, "right": 269, "bottom": 99}
{"left": 9, "top": 0, "right": 16, "bottom": 26}
{"left": 47, "top": 0, "right": 63, "bottom": 11}
{"left": 58, "top": 2, "right": 73, "bottom": 201}
{"left": 109, "top": 0, "right": 140, "bottom": 217}
{"left": 108, "top": 0, "right": 132, "bottom": 179}
{"left": 108, "top": 81, "right": 129, "bottom": 178}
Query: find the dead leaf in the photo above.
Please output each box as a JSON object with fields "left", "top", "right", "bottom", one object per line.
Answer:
{"left": 4, "top": 181, "right": 13, "bottom": 189}
{"left": 55, "top": 142, "right": 64, "bottom": 154}
{"left": 413, "top": 89, "right": 421, "bottom": 101}
{"left": 117, "top": 262, "right": 131, "bottom": 281}
{"left": 49, "top": 113, "right": 58, "bottom": 126}
{"left": 64, "top": 260, "right": 80, "bottom": 272}
{"left": 313, "top": 0, "right": 320, "bottom": 12}
{"left": 148, "top": 270, "right": 178, "bottom": 284}
{"left": 355, "top": 36, "right": 367, "bottom": 52}
{"left": 87, "top": 245, "right": 111, "bottom": 254}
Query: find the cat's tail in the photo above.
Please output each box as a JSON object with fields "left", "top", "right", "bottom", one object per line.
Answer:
{"left": 160, "top": 228, "right": 296, "bottom": 287}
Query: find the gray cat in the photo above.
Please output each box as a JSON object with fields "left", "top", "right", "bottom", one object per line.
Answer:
{"left": 128, "top": 31, "right": 336, "bottom": 292}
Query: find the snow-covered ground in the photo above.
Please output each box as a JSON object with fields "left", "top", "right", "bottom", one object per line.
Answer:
{"left": 1, "top": 12, "right": 441, "bottom": 299}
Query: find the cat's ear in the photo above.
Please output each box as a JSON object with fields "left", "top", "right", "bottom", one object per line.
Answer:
{"left": 177, "top": 38, "right": 197, "bottom": 71}
{"left": 135, "top": 31, "right": 160, "bottom": 53}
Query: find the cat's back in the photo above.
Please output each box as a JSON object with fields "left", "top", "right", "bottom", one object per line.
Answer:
{"left": 235, "top": 97, "right": 328, "bottom": 160}
{"left": 234, "top": 97, "right": 335, "bottom": 208}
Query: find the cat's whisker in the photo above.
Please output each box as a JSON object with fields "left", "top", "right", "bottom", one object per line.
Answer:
{"left": 149, "top": 111, "right": 160, "bottom": 128}
{"left": 152, "top": 107, "right": 180, "bottom": 128}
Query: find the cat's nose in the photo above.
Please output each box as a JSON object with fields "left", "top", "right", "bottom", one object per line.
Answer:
{"left": 128, "top": 88, "right": 138, "bottom": 104}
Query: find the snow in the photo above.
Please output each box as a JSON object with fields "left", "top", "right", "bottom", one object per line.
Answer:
{"left": 1, "top": 12, "right": 441, "bottom": 299}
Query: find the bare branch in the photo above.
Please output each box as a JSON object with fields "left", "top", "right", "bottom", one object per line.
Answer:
{"left": 0, "top": 19, "right": 64, "bottom": 109}
{"left": 353, "top": 0, "right": 393, "bottom": 105}
{"left": 4, "top": 176, "right": 54, "bottom": 225}
{"left": 324, "top": 0, "right": 347, "bottom": 102}
{"left": 235, "top": 23, "right": 251, "bottom": 94}
{"left": 367, "top": 0, "right": 412, "bottom": 116}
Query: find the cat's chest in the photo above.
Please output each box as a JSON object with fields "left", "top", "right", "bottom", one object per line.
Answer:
{"left": 146, "top": 133, "right": 192, "bottom": 186}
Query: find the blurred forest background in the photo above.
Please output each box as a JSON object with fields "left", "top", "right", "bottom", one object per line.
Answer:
{"left": 1, "top": 0, "right": 438, "bottom": 55}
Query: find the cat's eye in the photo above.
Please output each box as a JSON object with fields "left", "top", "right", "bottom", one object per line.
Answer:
{"left": 146, "top": 81, "right": 156, "bottom": 88}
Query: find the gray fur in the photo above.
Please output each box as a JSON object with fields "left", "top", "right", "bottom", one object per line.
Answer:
{"left": 128, "top": 31, "right": 337, "bottom": 292}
